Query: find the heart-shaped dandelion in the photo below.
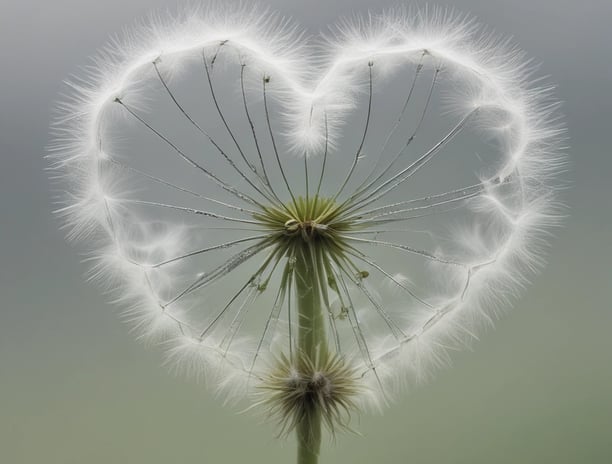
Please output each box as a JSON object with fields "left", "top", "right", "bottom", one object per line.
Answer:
{"left": 49, "top": 5, "right": 564, "bottom": 463}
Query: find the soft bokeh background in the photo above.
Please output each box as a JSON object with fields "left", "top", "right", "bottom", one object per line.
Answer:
{"left": 1, "top": 0, "right": 611, "bottom": 463}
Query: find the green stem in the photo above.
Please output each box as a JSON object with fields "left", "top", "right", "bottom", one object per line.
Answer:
{"left": 295, "top": 242, "right": 328, "bottom": 464}
{"left": 296, "top": 410, "right": 321, "bottom": 464}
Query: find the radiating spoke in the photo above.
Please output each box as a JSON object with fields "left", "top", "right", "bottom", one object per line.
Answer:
{"left": 200, "top": 51, "right": 280, "bottom": 205}
{"left": 343, "top": 228, "right": 433, "bottom": 236}
{"left": 335, "top": 254, "right": 408, "bottom": 340}
{"left": 164, "top": 239, "right": 274, "bottom": 308}
{"left": 152, "top": 234, "right": 275, "bottom": 268}
{"left": 364, "top": 54, "right": 425, "bottom": 183}
{"left": 342, "top": 182, "right": 484, "bottom": 222}
{"left": 154, "top": 60, "right": 274, "bottom": 205}
{"left": 199, "top": 277, "right": 255, "bottom": 339}
{"left": 339, "top": 234, "right": 464, "bottom": 266}
{"left": 114, "top": 98, "right": 262, "bottom": 208}
{"left": 338, "top": 243, "right": 433, "bottom": 309}
{"left": 315, "top": 246, "right": 342, "bottom": 354}
{"left": 352, "top": 204, "right": 472, "bottom": 226}
{"left": 249, "top": 247, "right": 294, "bottom": 375}
{"left": 262, "top": 75, "right": 298, "bottom": 208}
{"left": 220, "top": 285, "right": 260, "bottom": 354}
{"left": 345, "top": 107, "right": 478, "bottom": 215}
{"left": 329, "top": 259, "right": 385, "bottom": 395}
{"left": 312, "top": 111, "right": 329, "bottom": 217}
{"left": 197, "top": 242, "right": 290, "bottom": 342}
{"left": 239, "top": 63, "right": 283, "bottom": 202}
{"left": 105, "top": 156, "right": 259, "bottom": 215}
{"left": 352, "top": 59, "right": 434, "bottom": 203}
{"left": 124, "top": 199, "right": 261, "bottom": 225}
{"left": 331, "top": 62, "right": 374, "bottom": 202}
{"left": 221, "top": 245, "right": 288, "bottom": 354}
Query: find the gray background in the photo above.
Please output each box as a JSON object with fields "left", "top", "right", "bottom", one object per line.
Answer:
{"left": 1, "top": 0, "right": 611, "bottom": 463}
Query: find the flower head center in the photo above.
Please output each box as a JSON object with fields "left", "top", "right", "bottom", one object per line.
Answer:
{"left": 255, "top": 195, "right": 352, "bottom": 246}
{"left": 284, "top": 218, "right": 329, "bottom": 241}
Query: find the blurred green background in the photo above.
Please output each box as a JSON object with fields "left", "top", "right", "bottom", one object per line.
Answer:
{"left": 1, "top": 0, "right": 611, "bottom": 462}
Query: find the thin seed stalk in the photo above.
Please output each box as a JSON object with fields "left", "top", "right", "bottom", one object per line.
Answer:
{"left": 295, "top": 242, "right": 328, "bottom": 464}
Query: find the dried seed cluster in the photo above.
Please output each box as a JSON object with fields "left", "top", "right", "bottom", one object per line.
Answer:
{"left": 258, "top": 351, "right": 362, "bottom": 443}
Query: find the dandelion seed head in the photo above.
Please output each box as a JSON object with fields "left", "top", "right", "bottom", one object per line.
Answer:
{"left": 49, "top": 3, "right": 566, "bottom": 427}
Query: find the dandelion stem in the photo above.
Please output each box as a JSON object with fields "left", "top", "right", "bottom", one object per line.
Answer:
{"left": 297, "top": 414, "right": 321, "bottom": 464}
{"left": 295, "top": 242, "right": 328, "bottom": 464}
